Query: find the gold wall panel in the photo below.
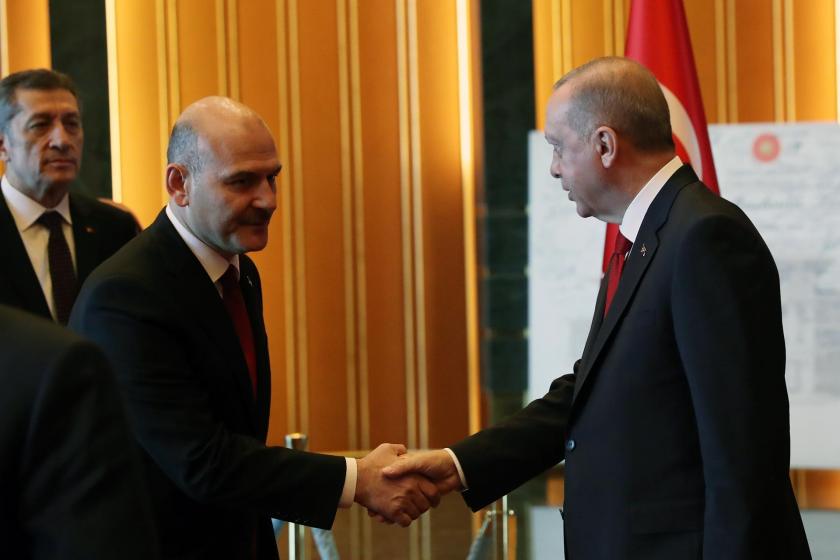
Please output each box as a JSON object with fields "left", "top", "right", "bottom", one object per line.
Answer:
{"left": 793, "top": 0, "right": 836, "bottom": 121}
{"left": 0, "top": 0, "right": 51, "bottom": 76}
{"left": 532, "top": 0, "right": 838, "bottom": 125}
{"left": 106, "top": 0, "right": 168, "bottom": 219}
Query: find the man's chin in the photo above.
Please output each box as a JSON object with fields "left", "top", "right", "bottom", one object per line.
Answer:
{"left": 234, "top": 235, "right": 269, "bottom": 254}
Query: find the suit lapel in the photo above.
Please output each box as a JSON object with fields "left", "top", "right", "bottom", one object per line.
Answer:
{"left": 573, "top": 165, "right": 699, "bottom": 402}
{"left": 579, "top": 273, "right": 608, "bottom": 368}
{"left": 152, "top": 212, "right": 263, "bottom": 434}
{"left": 239, "top": 262, "right": 270, "bottom": 439}
{"left": 0, "top": 193, "right": 51, "bottom": 317}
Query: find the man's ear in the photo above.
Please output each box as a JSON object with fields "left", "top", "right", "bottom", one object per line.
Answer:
{"left": 0, "top": 133, "right": 8, "bottom": 163}
{"left": 593, "top": 126, "right": 618, "bottom": 168}
{"left": 166, "top": 164, "right": 190, "bottom": 207}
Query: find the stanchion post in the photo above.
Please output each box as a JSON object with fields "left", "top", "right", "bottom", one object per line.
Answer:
{"left": 285, "top": 433, "right": 309, "bottom": 560}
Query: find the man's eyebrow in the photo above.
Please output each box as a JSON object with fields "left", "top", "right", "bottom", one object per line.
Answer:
{"left": 26, "top": 110, "right": 80, "bottom": 121}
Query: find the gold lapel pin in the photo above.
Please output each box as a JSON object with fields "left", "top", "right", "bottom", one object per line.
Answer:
{"left": 84, "top": 225, "right": 96, "bottom": 233}
{"left": 640, "top": 244, "right": 647, "bottom": 257}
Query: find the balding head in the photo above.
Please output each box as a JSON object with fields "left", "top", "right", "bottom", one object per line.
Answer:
{"left": 554, "top": 57, "right": 674, "bottom": 153}
{"left": 165, "top": 96, "right": 280, "bottom": 258}
{"left": 167, "top": 96, "right": 270, "bottom": 177}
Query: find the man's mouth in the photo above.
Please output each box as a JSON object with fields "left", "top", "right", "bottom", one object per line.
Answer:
{"left": 45, "top": 159, "right": 76, "bottom": 167}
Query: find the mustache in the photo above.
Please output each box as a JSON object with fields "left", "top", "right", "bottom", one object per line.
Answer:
{"left": 240, "top": 208, "right": 274, "bottom": 226}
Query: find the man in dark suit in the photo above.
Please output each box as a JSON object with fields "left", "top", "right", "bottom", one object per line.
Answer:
{"left": 0, "top": 69, "right": 137, "bottom": 324}
{"left": 385, "top": 57, "right": 811, "bottom": 559}
{"left": 0, "top": 304, "right": 158, "bottom": 559}
{"left": 70, "top": 96, "right": 438, "bottom": 559}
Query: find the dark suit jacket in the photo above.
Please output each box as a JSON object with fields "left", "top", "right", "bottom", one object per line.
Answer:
{"left": 452, "top": 166, "right": 811, "bottom": 559}
{"left": 70, "top": 210, "right": 346, "bottom": 560}
{"left": 0, "top": 304, "right": 158, "bottom": 559}
{"left": 0, "top": 190, "right": 139, "bottom": 319}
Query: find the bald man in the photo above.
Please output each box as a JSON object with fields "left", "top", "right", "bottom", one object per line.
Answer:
{"left": 385, "top": 58, "right": 811, "bottom": 559}
{"left": 70, "top": 97, "right": 438, "bottom": 559}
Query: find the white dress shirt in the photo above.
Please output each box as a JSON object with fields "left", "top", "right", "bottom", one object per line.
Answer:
{"left": 446, "top": 156, "right": 685, "bottom": 492}
{"left": 619, "top": 156, "right": 683, "bottom": 243}
{"left": 165, "top": 205, "right": 357, "bottom": 508}
{"left": 2, "top": 176, "right": 76, "bottom": 321}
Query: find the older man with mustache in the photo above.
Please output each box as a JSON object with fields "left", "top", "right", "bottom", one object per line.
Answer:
{"left": 0, "top": 69, "right": 138, "bottom": 324}
{"left": 70, "top": 97, "right": 439, "bottom": 559}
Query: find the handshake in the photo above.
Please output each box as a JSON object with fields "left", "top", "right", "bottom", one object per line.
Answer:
{"left": 352, "top": 444, "right": 463, "bottom": 527}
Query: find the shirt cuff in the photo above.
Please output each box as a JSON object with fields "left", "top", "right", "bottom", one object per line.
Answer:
{"left": 338, "top": 457, "right": 357, "bottom": 508}
{"left": 444, "top": 447, "right": 468, "bottom": 491}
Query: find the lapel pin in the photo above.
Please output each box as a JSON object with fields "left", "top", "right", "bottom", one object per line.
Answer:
{"left": 640, "top": 244, "right": 647, "bottom": 257}
{"left": 85, "top": 225, "right": 95, "bottom": 233}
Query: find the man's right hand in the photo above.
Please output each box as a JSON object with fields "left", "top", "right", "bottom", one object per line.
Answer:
{"left": 354, "top": 443, "right": 441, "bottom": 527}
{"left": 382, "top": 449, "right": 463, "bottom": 495}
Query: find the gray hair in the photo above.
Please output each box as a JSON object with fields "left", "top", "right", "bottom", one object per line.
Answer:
{"left": 555, "top": 57, "right": 674, "bottom": 153}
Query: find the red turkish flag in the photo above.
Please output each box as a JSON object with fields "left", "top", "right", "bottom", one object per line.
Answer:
{"left": 602, "top": 0, "right": 719, "bottom": 270}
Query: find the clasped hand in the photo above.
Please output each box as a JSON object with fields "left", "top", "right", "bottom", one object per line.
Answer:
{"left": 354, "top": 445, "right": 463, "bottom": 527}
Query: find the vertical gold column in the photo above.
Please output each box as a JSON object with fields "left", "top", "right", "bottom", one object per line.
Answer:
{"left": 836, "top": 0, "right": 840, "bottom": 120}
{"left": 407, "top": 0, "right": 428, "bottom": 455}
{"left": 155, "top": 1, "right": 171, "bottom": 171}
{"left": 561, "top": 0, "right": 572, "bottom": 74}
{"left": 603, "top": 0, "right": 614, "bottom": 55}
{"left": 165, "top": 1, "right": 180, "bottom": 121}
{"left": 726, "top": 0, "right": 738, "bottom": 122}
{"left": 783, "top": 0, "right": 795, "bottom": 121}
{"left": 613, "top": 0, "right": 625, "bottom": 55}
{"left": 215, "top": 0, "right": 228, "bottom": 96}
{"left": 227, "top": 0, "right": 240, "bottom": 100}
{"left": 456, "top": 0, "right": 481, "bottom": 438}
{"left": 105, "top": 0, "right": 122, "bottom": 202}
{"left": 396, "top": 0, "right": 418, "bottom": 453}
{"left": 714, "top": 0, "right": 727, "bottom": 122}
{"left": 772, "top": 0, "right": 784, "bottom": 121}
{"left": 551, "top": 0, "right": 563, "bottom": 83}
{"left": 288, "top": 0, "right": 309, "bottom": 434}
{"left": 275, "top": 0, "right": 299, "bottom": 434}
{"left": 348, "top": 0, "right": 370, "bottom": 452}
{"left": 336, "top": 0, "right": 359, "bottom": 451}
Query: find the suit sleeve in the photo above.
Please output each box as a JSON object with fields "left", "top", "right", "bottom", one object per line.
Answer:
{"left": 70, "top": 275, "right": 346, "bottom": 529}
{"left": 20, "top": 341, "right": 159, "bottom": 560}
{"left": 672, "top": 214, "right": 793, "bottom": 558}
{"left": 451, "top": 369, "right": 576, "bottom": 510}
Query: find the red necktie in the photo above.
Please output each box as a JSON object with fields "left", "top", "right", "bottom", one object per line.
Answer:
{"left": 220, "top": 266, "right": 257, "bottom": 398}
{"left": 38, "top": 211, "right": 78, "bottom": 324}
{"left": 604, "top": 230, "right": 632, "bottom": 318}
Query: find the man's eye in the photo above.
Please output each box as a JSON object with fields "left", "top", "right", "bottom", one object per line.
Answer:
{"left": 29, "top": 121, "right": 48, "bottom": 130}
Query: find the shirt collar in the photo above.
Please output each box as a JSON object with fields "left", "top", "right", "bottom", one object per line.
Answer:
{"left": 619, "top": 156, "right": 683, "bottom": 243}
{"left": 2, "top": 175, "right": 72, "bottom": 231}
{"left": 165, "top": 204, "right": 239, "bottom": 284}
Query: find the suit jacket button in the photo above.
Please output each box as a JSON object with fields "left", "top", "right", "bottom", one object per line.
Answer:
{"left": 565, "top": 439, "right": 576, "bottom": 452}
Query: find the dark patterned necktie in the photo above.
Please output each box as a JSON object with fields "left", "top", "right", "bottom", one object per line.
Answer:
{"left": 604, "top": 230, "right": 632, "bottom": 318}
{"left": 37, "top": 211, "right": 77, "bottom": 324}
{"left": 220, "top": 265, "right": 257, "bottom": 398}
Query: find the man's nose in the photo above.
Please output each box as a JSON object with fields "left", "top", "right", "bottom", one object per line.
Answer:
{"left": 48, "top": 123, "right": 71, "bottom": 148}
{"left": 253, "top": 178, "right": 278, "bottom": 211}
{"left": 548, "top": 154, "right": 563, "bottom": 179}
